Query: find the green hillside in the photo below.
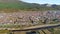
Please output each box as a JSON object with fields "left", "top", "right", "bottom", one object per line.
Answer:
{"left": 0, "top": 0, "right": 60, "bottom": 11}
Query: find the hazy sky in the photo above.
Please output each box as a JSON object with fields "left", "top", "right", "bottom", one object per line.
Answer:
{"left": 21, "top": 0, "right": 60, "bottom": 5}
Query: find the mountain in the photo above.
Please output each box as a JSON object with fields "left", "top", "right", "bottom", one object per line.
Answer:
{"left": 0, "top": 0, "right": 19, "bottom": 3}
{"left": 0, "top": 0, "right": 42, "bottom": 11}
{"left": 0, "top": 0, "right": 60, "bottom": 11}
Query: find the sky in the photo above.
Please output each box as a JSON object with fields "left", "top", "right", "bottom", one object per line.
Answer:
{"left": 20, "top": 0, "right": 60, "bottom": 5}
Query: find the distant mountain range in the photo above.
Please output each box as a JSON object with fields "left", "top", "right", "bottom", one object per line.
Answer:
{"left": 0, "top": 0, "right": 60, "bottom": 11}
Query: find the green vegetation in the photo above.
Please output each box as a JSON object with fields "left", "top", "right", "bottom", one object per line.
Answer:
{"left": 54, "top": 30, "right": 60, "bottom": 34}
{"left": 0, "top": 1, "right": 60, "bottom": 11}
{"left": 0, "top": 30, "right": 10, "bottom": 34}
{"left": 0, "top": 24, "right": 21, "bottom": 28}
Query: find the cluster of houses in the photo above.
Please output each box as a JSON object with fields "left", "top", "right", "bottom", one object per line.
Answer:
{"left": 0, "top": 11, "right": 60, "bottom": 27}
{"left": 0, "top": 11, "right": 60, "bottom": 34}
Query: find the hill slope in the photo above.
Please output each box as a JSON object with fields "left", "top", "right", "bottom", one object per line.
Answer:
{"left": 0, "top": 0, "right": 60, "bottom": 11}
{"left": 0, "top": 0, "right": 19, "bottom": 3}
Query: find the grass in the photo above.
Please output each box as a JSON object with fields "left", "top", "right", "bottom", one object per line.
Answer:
{"left": 0, "top": 3, "right": 21, "bottom": 9}
{"left": 0, "top": 30, "right": 10, "bottom": 34}
{"left": 0, "top": 24, "right": 21, "bottom": 28}
{"left": 0, "top": 30, "right": 9, "bottom": 33}
{"left": 0, "top": 3, "right": 58, "bottom": 11}
{"left": 54, "top": 30, "right": 60, "bottom": 34}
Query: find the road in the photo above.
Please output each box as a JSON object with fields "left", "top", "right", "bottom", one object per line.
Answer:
{"left": 0, "top": 23, "right": 59, "bottom": 31}
{"left": 16, "top": 23, "right": 60, "bottom": 31}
